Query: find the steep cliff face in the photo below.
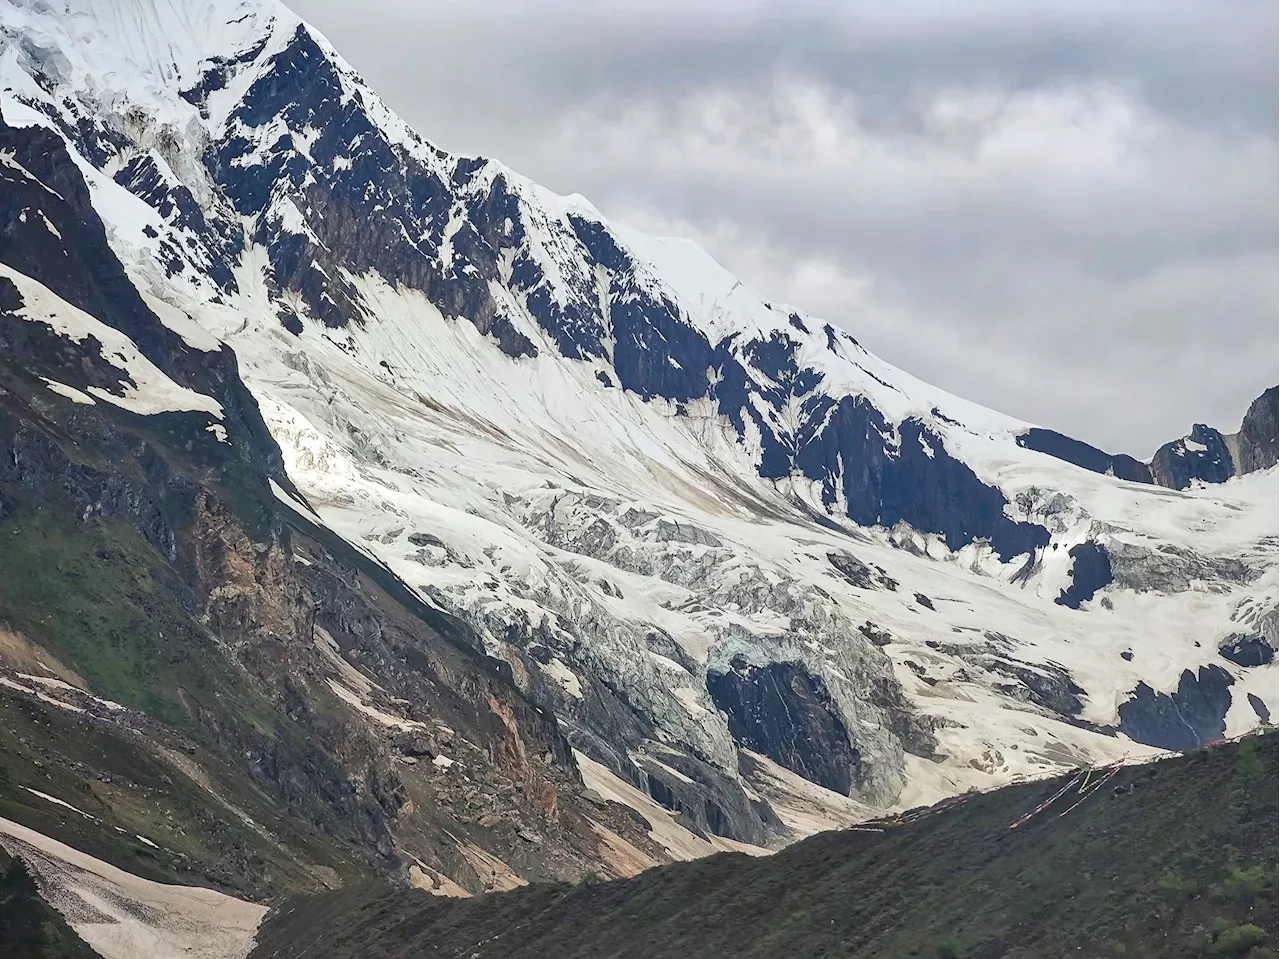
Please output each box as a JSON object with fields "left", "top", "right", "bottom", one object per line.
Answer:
{"left": 1236, "top": 386, "right": 1280, "bottom": 473}
{"left": 1149, "top": 387, "right": 1279, "bottom": 491}
{"left": 1150, "top": 424, "right": 1237, "bottom": 491}
{"left": 0, "top": 0, "right": 1274, "bottom": 876}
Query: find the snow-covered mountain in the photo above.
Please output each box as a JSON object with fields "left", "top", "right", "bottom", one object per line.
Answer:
{"left": 0, "top": 0, "right": 1274, "bottom": 857}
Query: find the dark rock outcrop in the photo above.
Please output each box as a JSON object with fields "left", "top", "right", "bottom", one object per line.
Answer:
{"left": 1117, "top": 665, "right": 1235, "bottom": 750}
{"left": 1149, "top": 424, "right": 1236, "bottom": 490}
{"left": 1016, "top": 428, "right": 1152, "bottom": 483}
{"left": 1247, "top": 693, "right": 1271, "bottom": 724}
{"left": 827, "top": 551, "right": 897, "bottom": 591}
{"left": 706, "top": 657, "right": 860, "bottom": 795}
{"left": 0, "top": 105, "right": 294, "bottom": 509}
{"left": 790, "top": 401, "right": 1049, "bottom": 561}
{"left": 1055, "top": 541, "right": 1113, "bottom": 609}
{"left": 857, "top": 622, "right": 893, "bottom": 646}
{"left": 632, "top": 749, "right": 783, "bottom": 846}
{"left": 1147, "top": 387, "right": 1277, "bottom": 490}
{"left": 924, "top": 635, "right": 1087, "bottom": 721}
{"left": 1218, "top": 633, "right": 1275, "bottom": 668}
{"left": 1233, "top": 386, "right": 1278, "bottom": 474}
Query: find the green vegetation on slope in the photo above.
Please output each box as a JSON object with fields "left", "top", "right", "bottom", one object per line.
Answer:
{"left": 0, "top": 495, "right": 248, "bottom": 730}
{"left": 0, "top": 489, "right": 378, "bottom": 897}
{"left": 250, "top": 733, "right": 1279, "bottom": 959}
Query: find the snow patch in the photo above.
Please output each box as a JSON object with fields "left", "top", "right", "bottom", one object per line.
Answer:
{"left": 0, "top": 815, "right": 267, "bottom": 959}
{"left": 0, "top": 264, "right": 224, "bottom": 419}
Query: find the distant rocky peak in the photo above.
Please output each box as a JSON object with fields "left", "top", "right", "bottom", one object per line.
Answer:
{"left": 1150, "top": 386, "right": 1279, "bottom": 491}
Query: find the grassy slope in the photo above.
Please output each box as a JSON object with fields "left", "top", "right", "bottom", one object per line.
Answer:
{"left": 0, "top": 491, "right": 376, "bottom": 896}
{"left": 250, "top": 733, "right": 1279, "bottom": 959}
{"left": 0, "top": 495, "right": 253, "bottom": 730}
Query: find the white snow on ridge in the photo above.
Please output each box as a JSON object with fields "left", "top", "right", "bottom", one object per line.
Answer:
{"left": 0, "top": 263, "right": 225, "bottom": 419}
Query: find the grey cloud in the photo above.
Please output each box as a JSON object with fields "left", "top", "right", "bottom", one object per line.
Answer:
{"left": 292, "top": 0, "right": 1277, "bottom": 454}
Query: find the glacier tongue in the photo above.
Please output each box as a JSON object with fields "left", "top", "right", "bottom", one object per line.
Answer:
{"left": 1, "top": 0, "right": 1274, "bottom": 845}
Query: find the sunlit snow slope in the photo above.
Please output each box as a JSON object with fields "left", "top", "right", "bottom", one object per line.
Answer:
{"left": 1, "top": 0, "right": 1274, "bottom": 846}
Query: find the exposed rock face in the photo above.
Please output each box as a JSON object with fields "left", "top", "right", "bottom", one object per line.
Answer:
{"left": 923, "top": 635, "right": 1088, "bottom": 722}
{"left": 1247, "top": 694, "right": 1271, "bottom": 723}
{"left": 1055, "top": 542, "right": 1113, "bottom": 609}
{"left": 788, "top": 404, "right": 1049, "bottom": 561}
{"left": 1150, "top": 424, "right": 1237, "bottom": 491}
{"left": 1117, "top": 666, "right": 1235, "bottom": 750}
{"left": 827, "top": 551, "right": 898, "bottom": 591}
{"left": 1107, "top": 541, "right": 1257, "bottom": 594}
{"left": 1218, "top": 634, "right": 1275, "bottom": 668}
{"left": 707, "top": 657, "right": 860, "bottom": 795}
{"left": 1016, "top": 428, "right": 1152, "bottom": 484}
{"left": 1019, "top": 388, "right": 1277, "bottom": 491}
{"left": 1147, "top": 388, "right": 1278, "bottom": 491}
{"left": 1233, "top": 386, "right": 1279, "bottom": 474}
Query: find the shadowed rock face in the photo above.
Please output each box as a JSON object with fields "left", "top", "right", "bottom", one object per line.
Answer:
{"left": 707, "top": 658, "right": 860, "bottom": 795}
{"left": 1247, "top": 694, "right": 1272, "bottom": 724}
{"left": 1235, "top": 386, "right": 1279, "bottom": 474}
{"left": 1117, "top": 665, "right": 1235, "bottom": 750}
{"left": 1147, "top": 387, "right": 1277, "bottom": 491}
{"left": 632, "top": 749, "right": 784, "bottom": 846}
{"left": 1016, "top": 428, "right": 1152, "bottom": 484}
{"left": 1055, "top": 542, "right": 1113, "bottom": 609}
{"left": 1018, "top": 387, "right": 1277, "bottom": 492}
{"left": 0, "top": 106, "right": 294, "bottom": 506}
{"left": 827, "top": 551, "right": 898, "bottom": 591}
{"left": 1150, "top": 424, "right": 1236, "bottom": 491}
{"left": 789, "top": 402, "right": 1049, "bottom": 562}
{"left": 1219, "top": 634, "right": 1275, "bottom": 668}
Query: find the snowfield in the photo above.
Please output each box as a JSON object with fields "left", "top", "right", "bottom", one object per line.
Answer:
{"left": 0, "top": 817, "right": 267, "bottom": 959}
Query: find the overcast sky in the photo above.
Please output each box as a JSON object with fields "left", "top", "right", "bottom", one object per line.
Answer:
{"left": 292, "top": 0, "right": 1276, "bottom": 456}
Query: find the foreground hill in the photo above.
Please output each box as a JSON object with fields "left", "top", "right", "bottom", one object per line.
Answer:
{"left": 250, "top": 733, "right": 1279, "bottom": 959}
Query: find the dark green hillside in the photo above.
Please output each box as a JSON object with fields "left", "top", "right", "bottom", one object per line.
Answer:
{"left": 251, "top": 733, "right": 1279, "bottom": 959}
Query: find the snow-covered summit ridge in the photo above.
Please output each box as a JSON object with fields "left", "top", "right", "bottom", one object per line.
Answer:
{"left": 1, "top": 0, "right": 288, "bottom": 111}
{"left": 0, "top": 0, "right": 1018, "bottom": 448}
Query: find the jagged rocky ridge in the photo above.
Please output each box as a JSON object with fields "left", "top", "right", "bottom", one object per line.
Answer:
{"left": 0, "top": 0, "right": 1275, "bottom": 878}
